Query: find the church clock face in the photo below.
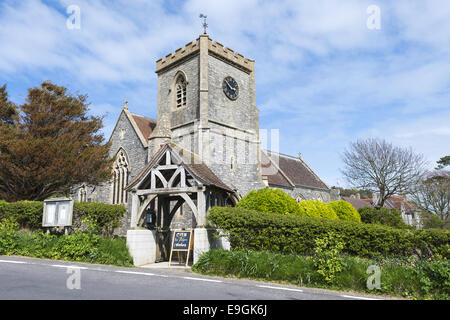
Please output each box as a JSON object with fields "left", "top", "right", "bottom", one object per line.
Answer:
{"left": 222, "top": 76, "right": 239, "bottom": 100}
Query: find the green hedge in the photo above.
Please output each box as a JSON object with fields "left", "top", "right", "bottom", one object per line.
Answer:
{"left": 328, "top": 200, "right": 361, "bottom": 223}
{"left": 237, "top": 188, "right": 302, "bottom": 216}
{"left": 359, "top": 207, "right": 408, "bottom": 229}
{"left": 207, "top": 207, "right": 450, "bottom": 259}
{"left": 0, "top": 200, "right": 126, "bottom": 235}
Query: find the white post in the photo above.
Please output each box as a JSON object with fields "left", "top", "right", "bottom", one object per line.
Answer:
{"left": 130, "top": 190, "right": 139, "bottom": 228}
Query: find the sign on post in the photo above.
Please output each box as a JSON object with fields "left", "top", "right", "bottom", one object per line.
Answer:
{"left": 169, "top": 230, "right": 193, "bottom": 267}
{"left": 43, "top": 197, "right": 73, "bottom": 228}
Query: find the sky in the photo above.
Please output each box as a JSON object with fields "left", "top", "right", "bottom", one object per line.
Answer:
{"left": 0, "top": 0, "right": 449, "bottom": 188}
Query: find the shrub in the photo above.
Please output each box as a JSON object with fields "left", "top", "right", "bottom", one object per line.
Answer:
{"left": 328, "top": 200, "right": 361, "bottom": 223}
{"left": 359, "top": 207, "right": 407, "bottom": 229}
{"left": 0, "top": 200, "right": 126, "bottom": 235}
{"left": 237, "top": 188, "right": 302, "bottom": 216}
{"left": 73, "top": 202, "right": 126, "bottom": 236}
{"left": 207, "top": 206, "right": 450, "bottom": 259}
{"left": 313, "top": 232, "right": 346, "bottom": 283}
{"left": 297, "top": 200, "right": 339, "bottom": 220}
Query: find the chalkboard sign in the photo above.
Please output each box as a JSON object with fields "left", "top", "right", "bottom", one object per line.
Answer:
{"left": 172, "top": 231, "right": 192, "bottom": 250}
{"left": 169, "top": 230, "right": 193, "bottom": 267}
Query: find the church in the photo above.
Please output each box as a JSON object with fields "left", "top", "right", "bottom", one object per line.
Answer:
{"left": 73, "top": 34, "right": 335, "bottom": 265}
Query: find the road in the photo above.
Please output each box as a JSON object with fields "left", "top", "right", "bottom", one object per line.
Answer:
{"left": 0, "top": 255, "right": 388, "bottom": 300}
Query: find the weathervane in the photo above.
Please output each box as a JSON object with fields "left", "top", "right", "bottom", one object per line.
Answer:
{"left": 199, "top": 14, "right": 208, "bottom": 34}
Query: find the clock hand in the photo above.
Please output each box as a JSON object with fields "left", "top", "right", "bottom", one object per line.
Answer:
{"left": 225, "top": 80, "right": 236, "bottom": 91}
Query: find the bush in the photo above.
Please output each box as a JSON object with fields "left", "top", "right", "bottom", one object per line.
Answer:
{"left": 0, "top": 223, "right": 133, "bottom": 266}
{"left": 0, "top": 200, "right": 43, "bottom": 229}
{"left": 237, "top": 188, "right": 302, "bottom": 216}
{"left": 0, "top": 200, "right": 126, "bottom": 235}
{"left": 328, "top": 200, "right": 361, "bottom": 223}
{"left": 313, "top": 232, "right": 345, "bottom": 283}
{"left": 297, "top": 200, "right": 339, "bottom": 220}
{"left": 207, "top": 206, "right": 450, "bottom": 259}
{"left": 73, "top": 202, "right": 126, "bottom": 236}
{"left": 359, "top": 207, "right": 407, "bottom": 229}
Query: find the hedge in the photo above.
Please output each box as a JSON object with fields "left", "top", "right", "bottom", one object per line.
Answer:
{"left": 237, "top": 188, "right": 302, "bottom": 216}
{"left": 207, "top": 207, "right": 450, "bottom": 259}
{"left": 359, "top": 207, "right": 407, "bottom": 229}
{"left": 0, "top": 200, "right": 126, "bottom": 235}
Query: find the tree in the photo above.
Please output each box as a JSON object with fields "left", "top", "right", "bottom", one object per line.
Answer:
{"left": 409, "top": 170, "right": 450, "bottom": 229}
{"left": 0, "top": 85, "right": 17, "bottom": 125}
{"left": 436, "top": 156, "right": 450, "bottom": 170}
{"left": 341, "top": 138, "right": 427, "bottom": 208}
{"left": 0, "top": 81, "right": 113, "bottom": 201}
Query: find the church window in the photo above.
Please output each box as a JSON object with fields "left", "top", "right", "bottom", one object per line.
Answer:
{"left": 175, "top": 74, "right": 187, "bottom": 108}
{"left": 112, "top": 150, "right": 129, "bottom": 204}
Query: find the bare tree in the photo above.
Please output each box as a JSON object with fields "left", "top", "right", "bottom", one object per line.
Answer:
{"left": 409, "top": 170, "right": 450, "bottom": 227}
{"left": 341, "top": 138, "right": 427, "bottom": 208}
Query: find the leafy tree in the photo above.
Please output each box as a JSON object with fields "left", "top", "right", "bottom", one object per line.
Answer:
{"left": 0, "top": 85, "right": 17, "bottom": 125}
{"left": 341, "top": 138, "right": 427, "bottom": 208}
{"left": 410, "top": 171, "right": 449, "bottom": 229}
{"left": 436, "top": 156, "right": 450, "bottom": 170}
{"left": 0, "top": 81, "right": 112, "bottom": 201}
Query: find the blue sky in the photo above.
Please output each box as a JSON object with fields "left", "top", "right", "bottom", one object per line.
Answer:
{"left": 1, "top": 0, "right": 449, "bottom": 188}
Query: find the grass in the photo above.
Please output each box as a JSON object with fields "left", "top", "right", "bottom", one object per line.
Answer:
{"left": 0, "top": 228, "right": 134, "bottom": 267}
{"left": 192, "top": 249, "right": 449, "bottom": 300}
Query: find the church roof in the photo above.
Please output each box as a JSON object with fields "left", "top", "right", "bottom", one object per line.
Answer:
{"left": 130, "top": 113, "right": 157, "bottom": 140}
{"left": 262, "top": 150, "right": 329, "bottom": 190}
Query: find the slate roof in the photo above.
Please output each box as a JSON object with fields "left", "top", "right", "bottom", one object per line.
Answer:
{"left": 342, "top": 197, "right": 373, "bottom": 210}
{"left": 262, "top": 150, "right": 329, "bottom": 190}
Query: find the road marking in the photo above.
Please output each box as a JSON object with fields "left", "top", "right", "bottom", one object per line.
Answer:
{"left": 257, "top": 285, "right": 303, "bottom": 293}
{"left": 0, "top": 260, "right": 28, "bottom": 264}
{"left": 116, "top": 270, "right": 156, "bottom": 276}
{"left": 51, "top": 264, "right": 88, "bottom": 270}
{"left": 182, "top": 276, "right": 223, "bottom": 283}
{"left": 341, "top": 294, "right": 379, "bottom": 300}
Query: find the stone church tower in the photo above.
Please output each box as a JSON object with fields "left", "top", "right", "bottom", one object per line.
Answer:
{"left": 148, "top": 34, "right": 264, "bottom": 197}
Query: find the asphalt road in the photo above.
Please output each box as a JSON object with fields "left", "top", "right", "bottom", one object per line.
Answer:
{"left": 0, "top": 255, "right": 387, "bottom": 300}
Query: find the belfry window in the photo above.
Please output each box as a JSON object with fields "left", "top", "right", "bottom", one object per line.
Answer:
{"left": 112, "top": 150, "right": 129, "bottom": 204}
{"left": 175, "top": 75, "right": 187, "bottom": 108}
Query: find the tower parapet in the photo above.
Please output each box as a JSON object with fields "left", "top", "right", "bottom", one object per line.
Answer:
{"left": 155, "top": 35, "right": 254, "bottom": 74}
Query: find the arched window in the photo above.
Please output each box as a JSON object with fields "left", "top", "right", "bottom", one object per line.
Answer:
{"left": 296, "top": 194, "right": 305, "bottom": 202}
{"left": 112, "top": 149, "right": 129, "bottom": 204}
{"left": 175, "top": 74, "right": 187, "bottom": 108}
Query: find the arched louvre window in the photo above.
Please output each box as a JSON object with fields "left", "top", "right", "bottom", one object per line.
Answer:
{"left": 175, "top": 74, "right": 187, "bottom": 108}
{"left": 112, "top": 150, "right": 129, "bottom": 204}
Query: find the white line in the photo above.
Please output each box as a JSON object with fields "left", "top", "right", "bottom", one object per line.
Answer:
{"left": 182, "top": 276, "right": 223, "bottom": 283}
{"left": 51, "top": 265, "right": 88, "bottom": 270}
{"left": 257, "top": 285, "right": 303, "bottom": 293}
{"left": 341, "top": 294, "right": 379, "bottom": 300}
{"left": 116, "top": 270, "right": 156, "bottom": 276}
{"left": 0, "top": 260, "right": 28, "bottom": 264}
